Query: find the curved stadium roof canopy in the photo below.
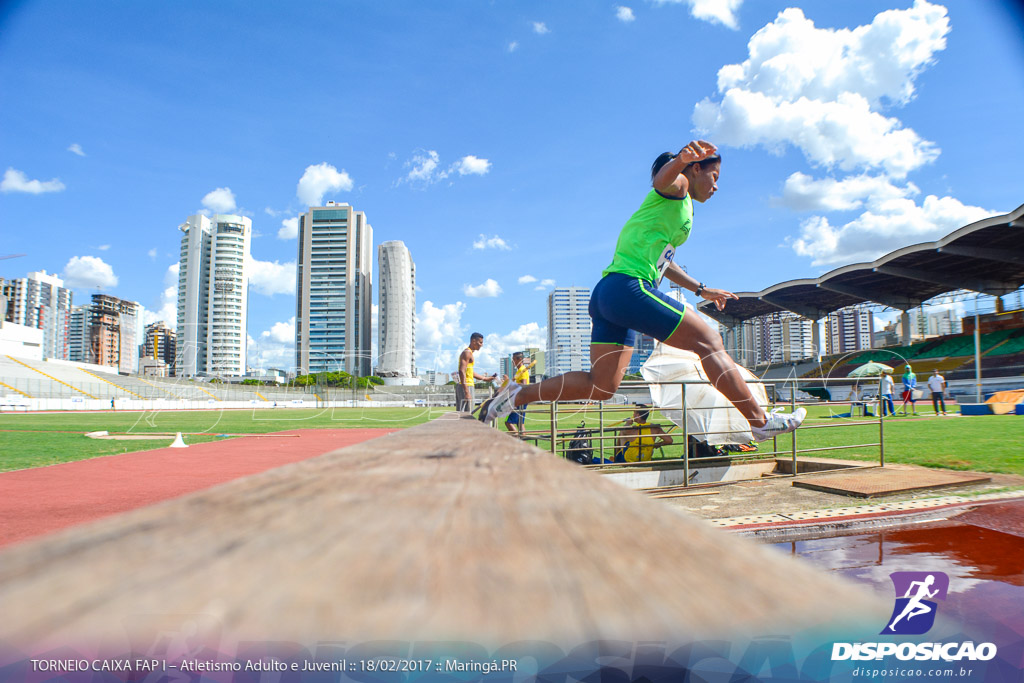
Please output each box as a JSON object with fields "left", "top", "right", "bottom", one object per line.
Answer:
{"left": 698, "top": 202, "right": 1024, "bottom": 326}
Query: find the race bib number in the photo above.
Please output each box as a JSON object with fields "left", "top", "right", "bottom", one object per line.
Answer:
{"left": 655, "top": 244, "right": 675, "bottom": 284}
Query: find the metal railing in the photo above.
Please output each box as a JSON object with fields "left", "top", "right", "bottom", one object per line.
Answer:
{"left": 498, "top": 377, "right": 884, "bottom": 488}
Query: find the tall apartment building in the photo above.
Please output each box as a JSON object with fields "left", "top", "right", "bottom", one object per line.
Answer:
{"left": 143, "top": 321, "right": 177, "bottom": 369}
{"left": 295, "top": 202, "right": 373, "bottom": 376}
{"left": 928, "top": 309, "right": 962, "bottom": 337}
{"left": 0, "top": 271, "right": 73, "bottom": 360}
{"left": 499, "top": 355, "right": 514, "bottom": 382}
{"left": 524, "top": 347, "right": 545, "bottom": 379}
{"left": 826, "top": 305, "right": 874, "bottom": 356}
{"left": 745, "top": 311, "right": 815, "bottom": 365}
{"left": 546, "top": 287, "right": 591, "bottom": 375}
{"left": 721, "top": 320, "right": 759, "bottom": 369}
{"left": 628, "top": 333, "right": 656, "bottom": 374}
{"left": 89, "top": 294, "right": 140, "bottom": 373}
{"left": 377, "top": 240, "right": 415, "bottom": 378}
{"left": 176, "top": 213, "right": 251, "bottom": 377}
{"left": 67, "top": 304, "right": 91, "bottom": 363}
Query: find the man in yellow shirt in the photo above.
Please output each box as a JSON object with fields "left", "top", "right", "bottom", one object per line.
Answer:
{"left": 614, "top": 405, "right": 673, "bottom": 462}
{"left": 504, "top": 351, "right": 536, "bottom": 433}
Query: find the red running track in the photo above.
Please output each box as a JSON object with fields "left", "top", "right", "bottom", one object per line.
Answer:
{"left": 0, "top": 429, "right": 396, "bottom": 548}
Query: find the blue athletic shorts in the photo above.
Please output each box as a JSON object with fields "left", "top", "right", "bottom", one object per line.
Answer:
{"left": 589, "top": 272, "right": 687, "bottom": 347}
{"left": 505, "top": 406, "right": 525, "bottom": 425}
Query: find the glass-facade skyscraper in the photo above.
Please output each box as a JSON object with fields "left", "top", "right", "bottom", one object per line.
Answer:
{"left": 295, "top": 202, "right": 373, "bottom": 376}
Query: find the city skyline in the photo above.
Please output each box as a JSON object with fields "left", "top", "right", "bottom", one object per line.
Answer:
{"left": 2, "top": 1, "right": 1023, "bottom": 377}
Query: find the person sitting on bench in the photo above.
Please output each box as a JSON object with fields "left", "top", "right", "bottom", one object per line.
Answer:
{"left": 613, "top": 405, "right": 674, "bottom": 463}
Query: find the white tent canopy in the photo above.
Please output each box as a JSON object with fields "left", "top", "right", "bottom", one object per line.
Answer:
{"left": 640, "top": 344, "right": 768, "bottom": 445}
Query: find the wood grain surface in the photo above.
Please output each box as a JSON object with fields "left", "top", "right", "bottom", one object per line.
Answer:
{"left": 0, "top": 413, "right": 886, "bottom": 649}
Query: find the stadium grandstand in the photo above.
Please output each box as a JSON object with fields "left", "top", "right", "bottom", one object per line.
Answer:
{"left": 0, "top": 352, "right": 459, "bottom": 410}
{"left": 699, "top": 202, "right": 1024, "bottom": 400}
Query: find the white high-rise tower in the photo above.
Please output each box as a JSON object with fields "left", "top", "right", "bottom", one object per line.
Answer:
{"left": 547, "top": 287, "right": 591, "bottom": 374}
{"left": 175, "top": 213, "right": 251, "bottom": 377}
{"left": 377, "top": 241, "right": 416, "bottom": 381}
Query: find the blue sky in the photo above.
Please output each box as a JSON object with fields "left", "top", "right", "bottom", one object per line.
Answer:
{"left": 2, "top": 0, "right": 1023, "bottom": 374}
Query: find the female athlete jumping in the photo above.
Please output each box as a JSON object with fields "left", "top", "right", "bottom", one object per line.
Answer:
{"left": 480, "top": 141, "right": 804, "bottom": 441}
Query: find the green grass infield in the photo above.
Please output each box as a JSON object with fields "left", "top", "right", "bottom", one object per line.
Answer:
{"left": 0, "top": 404, "right": 1021, "bottom": 476}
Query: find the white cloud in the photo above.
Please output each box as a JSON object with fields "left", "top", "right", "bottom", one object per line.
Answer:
{"left": 414, "top": 300, "right": 467, "bottom": 373}
{"left": 251, "top": 317, "right": 296, "bottom": 370}
{"left": 472, "top": 234, "right": 512, "bottom": 251}
{"left": 67, "top": 143, "right": 86, "bottom": 157}
{"left": 716, "top": 4, "right": 949, "bottom": 107}
{"left": 400, "top": 151, "right": 492, "bottom": 185}
{"left": 62, "top": 255, "right": 118, "bottom": 289}
{"left": 518, "top": 275, "right": 538, "bottom": 284}
{"left": 404, "top": 150, "right": 445, "bottom": 184}
{"left": 417, "top": 300, "right": 466, "bottom": 349}
{"left": 143, "top": 263, "right": 179, "bottom": 328}
{"left": 96, "top": 244, "right": 111, "bottom": 251}
{"left": 1, "top": 168, "right": 65, "bottom": 194}
{"left": 653, "top": 0, "right": 743, "bottom": 29}
{"left": 778, "top": 172, "right": 919, "bottom": 212}
{"left": 262, "top": 317, "right": 295, "bottom": 344}
{"left": 474, "top": 322, "right": 548, "bottom": 370}
{"left": 247, "top": 257, "right": 296, "bottom": 296}
{"left": 615, "top": 6, "right": 635, "bottom": 22}
{"left": 694, "top": 90, "right": 938, "bottom": 177}
{"left": 147, "top": 248, "right": 158, "bottom": 260}
{"left": 532, "top": 21, "right": 550, "bottom": 34}
{"left": 296, "top": 162, "right": 354, "bottom": 206}
{"left": 692, "top": 2, "right": 950, "bottom": 176}
{"left": 278, "top": 217, "right": 299, "bottom": 240}
{"left": 201, "top": 187, "right": 237, "bottom": 213}
{"left": 454, "top": 155, "right": 491, "bottom": 176}
{"left": 790, "top": 194, "right": 995, "bottom": 266}
{"left": 508, "top": 41, "right": 519, "bottom": 53}
{"left": 534, "top": 279, "right": 556, "bottom": 291}
{"left": 405, "top": 148, "right": 442, "bottom": 181}
{"left": 463, "top": 278, "right": 503, "bottom": 298}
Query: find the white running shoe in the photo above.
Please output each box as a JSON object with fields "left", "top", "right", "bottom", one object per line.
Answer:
{"left": 477, "top": 382, "right": 522, "bottom": 424}
{"left": 750, "top": 407, "right": 806, "bottom": 442}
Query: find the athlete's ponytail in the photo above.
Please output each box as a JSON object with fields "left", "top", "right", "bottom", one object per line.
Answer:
{"left": 651, "top": 152, "right": 675, "bottom": 182}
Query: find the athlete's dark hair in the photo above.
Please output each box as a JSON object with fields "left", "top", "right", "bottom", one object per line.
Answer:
{"left": 512, "top": 351, "right": 524, "bottom": 360}
{"left": 651, "top": 151, "right": 722, "bottom": 183}
{"left": 634, "top": 404, "right": 651, "bottom": 422}
{"left": 470, "top": 332, "right": 484, "bottom": 342}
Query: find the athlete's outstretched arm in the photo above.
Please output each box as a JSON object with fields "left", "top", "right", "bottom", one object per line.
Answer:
{"left": 663, "top": 263, "right": 738, "bottom": 311}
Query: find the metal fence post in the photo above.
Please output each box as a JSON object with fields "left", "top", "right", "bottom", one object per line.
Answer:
{"left": 879, "top": 400, "right": 885, "bottom": 467}
{"left": 598, "top": 401, "right": 604, "bottom": 463}
{"left": 549, "top": 401, "right": 557, "bottom": 455}
{"left": 681, "top": 383, "right": 689, "bottom": 487}
{"left": 790, "top": 381, "right": 798, "bottom": 475}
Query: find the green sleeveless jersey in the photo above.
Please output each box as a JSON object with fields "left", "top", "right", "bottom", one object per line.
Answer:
{"left": 602, "top": 189, "right": 693, "bottom": 284}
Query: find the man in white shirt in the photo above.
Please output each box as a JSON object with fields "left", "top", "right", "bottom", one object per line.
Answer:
{"left": 879, "top": 371, "right": 895, "bottom": 417}
{"left": 928, "top": 369, "right": 948, "bottom": 415}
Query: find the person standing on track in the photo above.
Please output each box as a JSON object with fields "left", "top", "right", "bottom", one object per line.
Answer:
{"left": 503, "top": 351, "right": 535, "bottom": 434}
{"left": 456, "top": 332, "right": 497, "bottom": 413}
{"left": 478, "top": 141, "right": 804, "bottom": 442}
{"left": 928, "top": 368, "right": 948, "bottom": 415}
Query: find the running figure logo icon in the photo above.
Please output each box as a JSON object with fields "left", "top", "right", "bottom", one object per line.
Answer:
{"left": 882, "top": 571, "right": 949, "bottom": 635}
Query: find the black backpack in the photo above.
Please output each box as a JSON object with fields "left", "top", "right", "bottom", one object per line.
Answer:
{"left": 565, "top": 422, "right": 594, "bottom": 465}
